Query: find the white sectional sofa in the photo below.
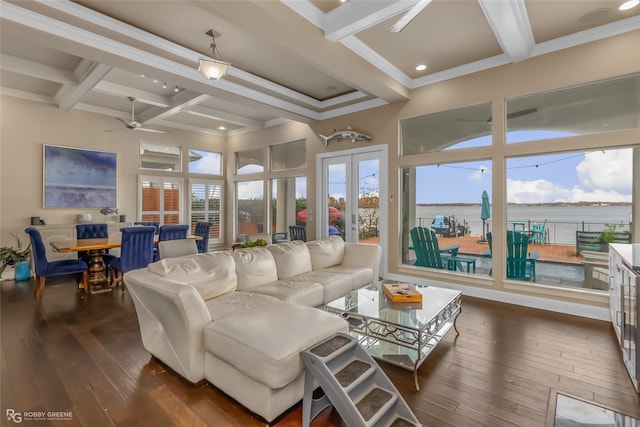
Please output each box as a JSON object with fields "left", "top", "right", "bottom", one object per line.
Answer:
{"left": 124, "top": 236, "right": 381, "bottom": 422}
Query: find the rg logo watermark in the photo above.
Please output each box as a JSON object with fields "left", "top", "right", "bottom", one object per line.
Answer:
{"left": 6, "top": 409, "right": 22, "bottom": 423}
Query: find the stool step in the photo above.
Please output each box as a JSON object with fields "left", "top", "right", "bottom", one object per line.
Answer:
{"left": 335, "top": 359, "right": 371, "bottom": 388}
{"left": 301, "top": 332, "right": 421, "bottom": 427}
{"left": 356, "top": 387, "right": 393, "bottom": 422}
{"left": 391, "top": 417, "right": 419, "bottom": 427}
{"left": 309, "top": 333, "right": 352, "bottom": 358}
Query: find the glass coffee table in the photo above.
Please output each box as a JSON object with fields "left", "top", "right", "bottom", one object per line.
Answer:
{"left": 322, "top": 280, "right": 461, "bottom": 390}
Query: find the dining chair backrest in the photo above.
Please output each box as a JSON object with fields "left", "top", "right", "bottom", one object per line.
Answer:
{"left": 134, "top": 221, "right": 160, "bottom": 233}
{"left": 289, "top": 225, "right": 307, "bottom": 242}
{"left": 158, "top": 239, "right": 198, "bottom": 259}
{"left": 76, "top": 223, "right": 109, "bottom": 239}
{"left": 194, "top": 221, "right": 211, "bottom": 253}
{"left": 158, "top": 224, "right": 189, "bottom": 242}
{"left": 118, "top": 226, "right": 156, "bottom": 272}
{"left": 24, "top": 227, "right": 49, "bottom": 276}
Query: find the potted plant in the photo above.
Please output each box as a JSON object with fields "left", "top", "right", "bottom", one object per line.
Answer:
{"left": 231, "top": 238, "right": 268, "bottom": 251}
{"left": 590, "top": 222, "right": 624, "bottom": 252}
{"left": 0, "top": 233, "right": 31, "bottom": 281}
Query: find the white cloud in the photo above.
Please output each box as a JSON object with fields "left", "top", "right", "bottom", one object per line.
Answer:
{"left": 576, "top": 149, "right": 632, "bottom": 191}
{"left": 507, "top": 179, "right": 570, "bottom": 203}
{"left": 507, "top": 149, "right": 632, "bottom": 203}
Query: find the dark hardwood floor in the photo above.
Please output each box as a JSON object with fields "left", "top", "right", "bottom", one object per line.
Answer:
{"left": 2, "top": 276, "right": 638, "bottom": 426}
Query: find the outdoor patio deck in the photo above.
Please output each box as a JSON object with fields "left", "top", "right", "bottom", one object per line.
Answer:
{"left": 438, "top": 235, "right": 585, "bottom": 264}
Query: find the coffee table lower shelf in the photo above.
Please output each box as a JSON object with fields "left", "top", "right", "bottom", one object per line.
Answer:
{"left": 345, "top": 308, "right": 460, "bottom": 391}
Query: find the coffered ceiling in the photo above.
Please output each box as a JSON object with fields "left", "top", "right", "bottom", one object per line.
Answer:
{"left": 1, "top": 0, "right": 638, "bottom": 136}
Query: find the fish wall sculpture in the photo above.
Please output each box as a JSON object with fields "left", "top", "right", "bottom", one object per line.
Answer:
{"left": 320, "top": 126, "right": 372, "bottom": 147}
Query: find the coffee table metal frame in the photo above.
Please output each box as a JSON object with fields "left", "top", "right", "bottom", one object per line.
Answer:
{"left": 322, "top": 280, "right": 461, "bottom": 391}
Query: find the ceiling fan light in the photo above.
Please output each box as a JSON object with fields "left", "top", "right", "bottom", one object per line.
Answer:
{"left": 199, "top": 57, "right": 230, "bottom": 81}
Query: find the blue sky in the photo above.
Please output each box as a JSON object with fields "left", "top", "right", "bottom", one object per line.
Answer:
{"left": 230, "top": 132, "right": 633, "bottom": 205}
{"left": 416, "top": 147, "right": 632, "bottom": 204}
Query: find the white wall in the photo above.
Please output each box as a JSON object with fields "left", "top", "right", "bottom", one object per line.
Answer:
{"left": 0, "top": 97, "right": 225, "bottom": 245}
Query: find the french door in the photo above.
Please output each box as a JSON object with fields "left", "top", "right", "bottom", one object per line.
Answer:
{"left": 317, "top": 145, "right": 387, "bottom": 275}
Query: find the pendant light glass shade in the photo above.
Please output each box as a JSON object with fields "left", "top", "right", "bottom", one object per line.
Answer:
{"left": 199, "top": 57, "right": 230, "bottom": 81}
{"left": 199, "top": 30, "right": 230, "bottom": 82}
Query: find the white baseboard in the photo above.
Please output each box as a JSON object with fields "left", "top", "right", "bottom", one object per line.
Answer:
{"left": 385, "top": 273, "right": 610, "bottom": 321}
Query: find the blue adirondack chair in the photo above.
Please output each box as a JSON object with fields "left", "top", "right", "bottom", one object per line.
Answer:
{"left": 410, "top": 227, "right": 462, "bottom": 269}
{"left": 487, "top": 231, "right": 539, "bottom": 281}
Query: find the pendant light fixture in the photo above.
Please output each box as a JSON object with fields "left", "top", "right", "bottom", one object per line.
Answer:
{"left": 198, "top": 29, "right": 230, "bottom": 82}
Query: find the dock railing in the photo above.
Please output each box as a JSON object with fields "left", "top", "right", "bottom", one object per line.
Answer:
{"left": 416, "top": 218, "right": 632, "bottom": 246}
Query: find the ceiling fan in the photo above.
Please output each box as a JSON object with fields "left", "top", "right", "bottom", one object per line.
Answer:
{"left": 105, "top": 97, "right": 168, "bottom": 134}
{"left": 456, "top": 108, "right": 538, "bottom": 129}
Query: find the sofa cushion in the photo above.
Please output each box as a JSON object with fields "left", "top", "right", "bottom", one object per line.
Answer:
{"left": 232, "top": 247, "right": 278, "bottom": 290}
{"left": 318, "top": 265, "right": 373, "bottom": 290}
{"left": 306, "top": 236, "right": 345, "bottom": 270}
{"left": 205, "top": 292, "right": 280, "bottom": 321}
{"left": 147, "top": 252, "right": 237, "bottom": 300}
{"left": 289, "top": 271, "right": 353, "bottom": 304}
{"left": 246, "top": 280, "right": 324, "bottom": 307}
{"left": 203, "top": 302, "right": 348, "bottom": 389}
{"left": 266, "top": 240, "right": 312, "bottom": 279}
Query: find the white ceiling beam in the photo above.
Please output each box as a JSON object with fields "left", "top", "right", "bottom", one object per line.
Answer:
{"left": 34, "top": 0, "right": 347, "bottom": 113}
{"left": 321, "top": 1, "right": 416, "bottom": 42}
{"left": 187, "top": 106, "right": 264, "bottom": 129}
{"left": 138, "top": 91, "right": 211, "bottom": 124}
{"left": 92, "top": 81, "right": 169, "bottom": 107}
{"left": 55, "top": 60, "right": 112, "bottom": 110}
{"left": 0, "top": 86, "right": 56, "bottom": 105}
{"left": 152, "top": 119, "right": 227, "bottom": 136}
{"left": 478, "top": 0, "right": 535, "bottom": 63}
{"left": 0, "top": 2, "right": 319, "bottom": 123}
{"left": 0, "top": 53, "right": 77, "bottom": 85}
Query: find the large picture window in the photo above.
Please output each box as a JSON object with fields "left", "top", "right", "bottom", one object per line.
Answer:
{"left": 189, "top": 179, "right": 223, "bottom": 247}
{"left": 398, "top": 74, "right": 638, "bottom": 295}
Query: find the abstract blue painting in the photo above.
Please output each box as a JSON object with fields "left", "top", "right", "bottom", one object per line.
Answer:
{"left": 44, "top": 145, "right": 117, "bottom": 208}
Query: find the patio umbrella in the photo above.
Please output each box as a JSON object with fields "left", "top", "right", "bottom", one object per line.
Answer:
{"left": 479, "top": 190, "right": 490, "bottom": 243}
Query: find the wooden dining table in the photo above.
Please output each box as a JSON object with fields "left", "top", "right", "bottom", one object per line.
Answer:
{"left": 50, "top": 234, "right": 201, "bottom": 294}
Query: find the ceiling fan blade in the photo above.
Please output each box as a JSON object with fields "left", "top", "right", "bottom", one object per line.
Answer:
{"left": 388, "top": 0, "right": 432, "bottom": 33}
{"left": 104, "top": 127, "right": 125, "bottom": 132}
{"left": 506, "top": 108, "right": 538, "bottom": 120}
{"left": 135, "top": 127, "right": 169, "bottom": 134}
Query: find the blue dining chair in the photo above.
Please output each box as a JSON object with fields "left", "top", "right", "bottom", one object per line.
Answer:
{"left": 75, "top": 223, "right": 116, "bottom": 266}
{"left": 155, "top": 224, "right": 189, "bottom": 261}
{"left": 25, "top": 227, "right": 89, "bottom": 298}
{"left": 194, "top": 221, "right": 211, "bottom": 253}
{"left": 133, "top": 221, "right": 160, "bottom": 233}
{"left": 109, "top": 226, "right": 156, "bottom": 291}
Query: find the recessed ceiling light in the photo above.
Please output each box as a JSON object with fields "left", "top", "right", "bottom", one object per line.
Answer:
{"left": 416, "top": 64, "right": 427, "bottom": 71}
{"left": 218, "top": 126, "right": 226, "bottom": 130}
{"left": 619, "top": 0, "right": 639, "bottom": 10}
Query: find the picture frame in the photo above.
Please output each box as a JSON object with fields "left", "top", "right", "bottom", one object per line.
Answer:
{"left": 43, "top": 145, "right": 117, "bottom": 208}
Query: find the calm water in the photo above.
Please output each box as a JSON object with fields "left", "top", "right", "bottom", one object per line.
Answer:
{"left": 415, "top": 204, "right": 632, "bottom": 245}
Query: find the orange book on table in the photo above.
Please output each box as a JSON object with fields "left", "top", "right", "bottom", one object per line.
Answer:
{"left": 382, "top": 282, "right": 422, "bottom": 303}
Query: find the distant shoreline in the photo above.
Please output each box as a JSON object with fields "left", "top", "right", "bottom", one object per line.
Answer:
{"left": 417, "top": 202, "right": 632, "bottom": 207}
